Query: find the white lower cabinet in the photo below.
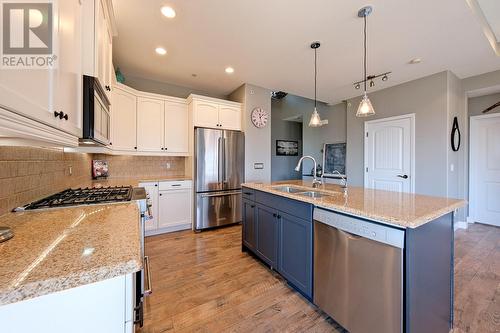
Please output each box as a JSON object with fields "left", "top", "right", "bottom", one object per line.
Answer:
{"left": 0, "top": 274, "right": 135, "bottom": 333}
{"left": 140, "top": 180, "right": 192, "bottom": 236}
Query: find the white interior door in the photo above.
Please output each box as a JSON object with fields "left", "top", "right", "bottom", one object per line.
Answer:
{"left": 470, "top": 114, "right": 500, "bottom": 227}
{"left": 365, "top": 114, "right": 414, "bottom": 193}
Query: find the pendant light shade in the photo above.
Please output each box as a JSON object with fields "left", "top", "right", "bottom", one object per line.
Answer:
{"left": 309, "top": 108, "right": 322, "bottom": 127}
{"left": 356, "top": 92, "right": 375, "bottom": 117}
{"left": 309, "top": 42, "right": 324, "bottom": 127}
{"left": 356, "top": 6, "right": 376, "bottom": 118}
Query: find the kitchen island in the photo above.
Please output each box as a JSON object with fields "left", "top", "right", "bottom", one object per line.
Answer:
{"left": 0, "top": 202, "right": 142, "bottom": 333}
{"left": 241, "top": 180, "right": 465, "bottom": 333}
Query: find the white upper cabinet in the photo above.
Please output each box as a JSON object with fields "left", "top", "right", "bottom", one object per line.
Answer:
{"left": 82, "top": 0, "right": 115, "bottom": 100}
{"left": 137, "top": 97, "right": 164, "bottom": 152}
{"left": 0, "top": 0, "right": 82, "bottom": 146}
{"left": 188, "top": 95, "right": 242, "bottom": 131}
{"left": 164, "top": 101, "right": 188, "bottom": 153}
{"left": 53, "top": 0, "right": 83, "bottom": 137}
{"left": 111, "top": 86, "right": 137, "bottom": 151}
{"left": 218, "top": 104, "right": 242, "bottom": 130}
{"left": 192, "top": 100, "right": 219, "bottom": 128}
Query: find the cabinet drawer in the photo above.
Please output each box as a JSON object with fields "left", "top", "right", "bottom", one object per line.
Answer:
{"left": 255, "top": 190, "right": 312, "bottom": 221}
{"left": 242, "top": 187, "right": 255, "bottom": 201}
{"left": 159, "top": 180, "right": 192, "bottom": 190}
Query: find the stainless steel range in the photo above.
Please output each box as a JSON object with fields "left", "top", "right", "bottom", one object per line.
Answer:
{"left": 14, "top": 186, "right": 135, "bottom": 210}
{"left": 14, "top": 186, "right": 152, "bottom": 328}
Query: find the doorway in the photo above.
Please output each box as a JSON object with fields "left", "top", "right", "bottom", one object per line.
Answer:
{"left": 364, "top": 114, "right": 415, "bottom": 193}
{"left": 469, "top": 113, "right": 500, "bottom": 227}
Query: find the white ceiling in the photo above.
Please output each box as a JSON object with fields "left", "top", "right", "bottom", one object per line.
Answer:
{"left": 112, "top": 0, "right": 500, "bottom": 104}
{"left": 477, "top": 0, "right": 500, "bottom": 42}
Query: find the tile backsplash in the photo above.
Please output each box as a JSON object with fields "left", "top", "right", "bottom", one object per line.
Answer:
{"left": 0, "top": 147, "right": 92, "bottom": 216}
{"left": 92, "top": 154, "right": 186, "bottom": 179}
{"left": 0, "top": 147, "right": 188, "bottom": 216}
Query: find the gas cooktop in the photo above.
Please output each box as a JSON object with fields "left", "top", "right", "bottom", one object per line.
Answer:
{"left": 15, "top": 186, "right": 133, "bottom": 211}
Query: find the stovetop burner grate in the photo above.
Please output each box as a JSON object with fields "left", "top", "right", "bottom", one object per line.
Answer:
{"left": 19, "top": 186, "right": 133, "bottom": 210}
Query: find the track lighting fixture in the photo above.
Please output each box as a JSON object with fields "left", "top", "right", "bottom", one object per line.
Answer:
{"left": 370, "top": 80, "right": 375, "bottom": 87}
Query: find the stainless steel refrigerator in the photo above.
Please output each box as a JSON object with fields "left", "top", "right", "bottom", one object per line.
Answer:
{"left": 194, "top": 128, "right": 244, "bottom": 230}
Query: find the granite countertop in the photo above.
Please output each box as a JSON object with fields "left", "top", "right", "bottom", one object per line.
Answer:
{"left": 90, "top": 176, "right": 192, "bottom": 188}
{"left": 0, "top": 202, "right": 142, "bottom": 306}
{"left": 242, "top": 180, "right": 466, "bottom": 229}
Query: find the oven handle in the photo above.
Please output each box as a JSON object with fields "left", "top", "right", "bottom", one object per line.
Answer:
{"left": 144, "top": 255, "right": 152, "bottom": 295}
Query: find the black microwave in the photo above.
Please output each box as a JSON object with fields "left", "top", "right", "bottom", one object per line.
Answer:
{"left": 81, "top": 75, "right": 111, "bottom": 146}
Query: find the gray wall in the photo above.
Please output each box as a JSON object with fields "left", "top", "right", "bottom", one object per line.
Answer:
{"left": 468, "top": 92, "right": 500, "bottom": 116}
{"left": 462, "top": 70, "right": 500, "bottom": 95}
{"left": 271, "top": 94, "right": 346, "bottom": 177}
{"left": 122, "top": 74, "right": 226, "bottom": 99}
{"left": 271, "top": 98, "right": 302, "bottom": 181}
{"left": 447, "top": 72, "right": 467, "bottom": 220}
{"left": 229, "top": 84, "right": 272, "bottom": 182}
{"left": 346, "top": 71, "right": 449, "bottom": 197}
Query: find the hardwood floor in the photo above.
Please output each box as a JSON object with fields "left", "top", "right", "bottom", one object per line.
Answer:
{"left": 140, "top": 223, "right": 500, "bottom": 333}
{"left": 453, "top": 223, "right": 500, "bottom": 333}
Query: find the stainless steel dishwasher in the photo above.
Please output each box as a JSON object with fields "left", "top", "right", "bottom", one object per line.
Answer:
{"left": 313, "top": 208, "right": 405, "bottom": 333}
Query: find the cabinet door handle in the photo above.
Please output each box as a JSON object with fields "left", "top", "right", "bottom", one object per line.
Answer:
{"left": 397, "top": 174, "right": 409, "bottom": 179}
{"left": 154, "top": 184, "right": 158, "bottom": 187}
{"left": 277, "top": 215, "right": 281, "bottom": 219}
{"left": 272, "top": 213, "right": 277, "bottom": 217}
{"left": 159, "top": 193, "right": 162, "bottom": 196}
{"left": 134, "top": 146, "right": 137, "bottom": 150}
{"left": 250, "top": 205, "right": 255, "bottom": 208}
{"left": 63, "top": 113, "right": 68, "bottom": 120}
{"left": 243, "top": 192, "right": 253, "bottom": 196}
{"left": 54, "top": 111, "right": 63, "bottom": 119}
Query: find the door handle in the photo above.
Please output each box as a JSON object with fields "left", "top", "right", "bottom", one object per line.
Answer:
{"left": 397, "top": 174, "right": 409, "bottom": 179}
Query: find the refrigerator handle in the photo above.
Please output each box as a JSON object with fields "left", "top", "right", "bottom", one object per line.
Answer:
{"left": 222, "top": 137, "right": 227, "bottom": 183}
{"left": 217, "top": 137, "right": 222, "bottom": 185}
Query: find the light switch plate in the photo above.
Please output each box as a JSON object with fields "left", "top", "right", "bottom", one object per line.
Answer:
{"left": 254, "top": 163, "right": 264, "bottom": 169}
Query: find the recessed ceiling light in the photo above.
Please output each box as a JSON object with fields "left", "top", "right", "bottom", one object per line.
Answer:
{"left": 155, "top": 47, "right": 167, "bottom": 55}
{"left": 225, "top": 67, "right": 234, "bottom": 74}
{"left": 409, "top": 58, "right": 422, "bottom": 64}
{"left": 161, "top": 6, "right": 176, "bottom": 18}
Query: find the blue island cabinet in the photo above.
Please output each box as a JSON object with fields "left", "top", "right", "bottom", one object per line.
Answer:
{"left": 241, "top": 187, "right": 313, "bottom": 299}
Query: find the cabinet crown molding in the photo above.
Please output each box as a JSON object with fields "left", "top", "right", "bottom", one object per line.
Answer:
{"left": 187, "top": 94, "right": 242, "bottom": 107}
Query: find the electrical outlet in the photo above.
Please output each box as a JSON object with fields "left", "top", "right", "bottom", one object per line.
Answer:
{"left": 68, "top": 166, "right": 72, "bottom": 175}
{"left": 166, "top": 163, "right": 171, "bottom": 169}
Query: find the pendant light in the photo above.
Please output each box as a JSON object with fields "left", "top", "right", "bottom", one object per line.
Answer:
{"left": 356, "top": 6, "right": 376, "bottom": 117}
{"left": 309, "top": 42, "right": 323, "bottom": 127}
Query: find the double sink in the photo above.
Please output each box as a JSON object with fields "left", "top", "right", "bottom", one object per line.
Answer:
{"left": 272, "top": 185, "right": 335, "bottom": 199}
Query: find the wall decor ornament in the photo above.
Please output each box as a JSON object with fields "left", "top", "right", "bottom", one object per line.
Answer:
{"left": 451, "top": 116, "right": 461, "bottom": 152}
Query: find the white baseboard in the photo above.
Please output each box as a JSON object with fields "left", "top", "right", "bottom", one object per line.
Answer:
{"left": 454, "top": 221, "right": 468, "bottom": 231}
{"left": 145, "top": 223, "right": 191, "bottom": 237}
{"left": 466, "top": 216, "right": 475, "bottom": 223}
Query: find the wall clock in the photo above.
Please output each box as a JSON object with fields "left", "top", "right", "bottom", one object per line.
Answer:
{"left": 251, "top": 107, "right": 269, "bottom": 128}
